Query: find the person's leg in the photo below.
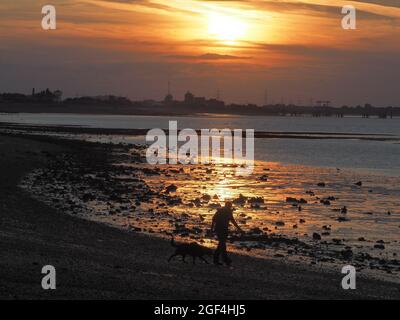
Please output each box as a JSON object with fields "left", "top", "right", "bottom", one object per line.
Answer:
{"left": 214, "top": 234, "right": 224, "bottom": 265}
{"left": 220, "top": 237, "right": 232, "bottom": 266}
{"left": 214, "top": 241, "right": 221, "bottom": 264}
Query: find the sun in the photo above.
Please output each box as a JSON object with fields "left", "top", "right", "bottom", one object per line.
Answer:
{"left": 208, "top": 13, "right": 248, "bottom": 43}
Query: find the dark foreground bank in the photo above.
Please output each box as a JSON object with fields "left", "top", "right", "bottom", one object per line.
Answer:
{"left": 0, "top": 133, "right": 399, "bottom": 300}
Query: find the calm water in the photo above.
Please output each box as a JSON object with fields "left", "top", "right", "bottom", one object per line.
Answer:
{"left": 1, "top": 112, "right": 400, "bottom": 134}
{"left": 1, "top": 113, "right": 400, "bottom": 176}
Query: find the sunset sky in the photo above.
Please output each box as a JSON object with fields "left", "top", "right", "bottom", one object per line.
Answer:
{"left": 1, "top": 0, "right": 400, "bottom": 106}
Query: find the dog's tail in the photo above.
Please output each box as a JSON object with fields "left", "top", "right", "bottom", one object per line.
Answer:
{"left": 170, "top": 236, "right": 178, "bottom": 247}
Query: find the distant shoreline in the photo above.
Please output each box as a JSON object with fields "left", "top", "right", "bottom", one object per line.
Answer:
{"left": 0, "top": 122, "right": 398, "bottom": 141}
{"left": 1, "top": 110, "right": 400, "bottom": 119}
{"left": 1, "top": 102, "right": 399, "bottom": 118}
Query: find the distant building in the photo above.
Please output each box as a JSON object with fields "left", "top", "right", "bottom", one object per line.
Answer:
{"left": 194, "top": 97, "right": 206, "bottom": 105}
{"left": 33, "top": 88, "right": 63, "bottom": 103}
{"left": 184, "top": 91, "right": 195, "bottom": 104}
{"left": 207, "top": 98, "right": 225, "bottom": 108}
{"left": 164, "top": 93, "right": 173, "bottom": 104}
{"left": 316, "top": 100, "right": 331, "bottom": 107}
{"left": 53, "top": 90, "right": 62, "bottom": 102}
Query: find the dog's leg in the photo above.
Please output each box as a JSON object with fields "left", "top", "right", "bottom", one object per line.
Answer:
{"left": 168, "top": 253, "right": 178, "bottom": 262}
{"left": 182, "top": 255, "right": 187, "bottom": 263}
{"left": 199, "top": 256, "right": 209, "bottom": 264}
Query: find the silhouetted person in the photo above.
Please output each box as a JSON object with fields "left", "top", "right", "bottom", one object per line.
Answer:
{"left": 211, "top": 201, "right": 243, "bottom": 266}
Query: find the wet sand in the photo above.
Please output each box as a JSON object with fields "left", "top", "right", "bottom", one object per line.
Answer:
{"left": 0, "top": 132, "right": 399, "bottom": 299}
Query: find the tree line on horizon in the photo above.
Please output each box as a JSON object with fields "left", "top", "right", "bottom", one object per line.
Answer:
{"left": 0, "top": 89, "right": 398, "bottom": 118}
